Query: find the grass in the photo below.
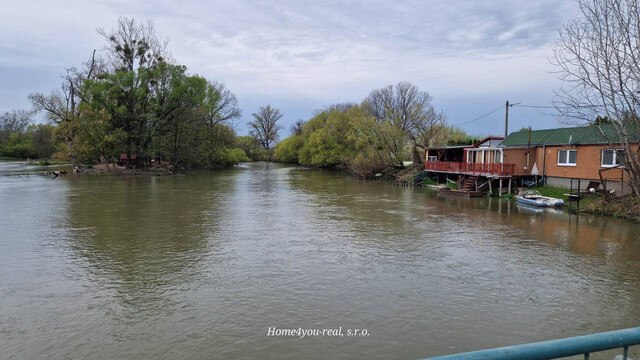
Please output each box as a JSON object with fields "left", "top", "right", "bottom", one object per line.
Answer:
{"left": 526, "top": 185, "right": 602, "bottom": 210}
{"left": 528, "top": 185, "right": 570, "bottom": 201}
{"left": 583, "top": 195, "right": 640, "bottom": 221}
{"left": 422, "top": 177, "right": 437, "bottom": 186}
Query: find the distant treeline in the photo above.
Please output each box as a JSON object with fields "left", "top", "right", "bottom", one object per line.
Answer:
{"left": 0, "top": 110, "right": 57, "bottom": 159}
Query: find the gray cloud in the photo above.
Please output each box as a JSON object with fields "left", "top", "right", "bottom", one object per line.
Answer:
{"left": 0, "top": 0, "right": 578, "bottom": 135}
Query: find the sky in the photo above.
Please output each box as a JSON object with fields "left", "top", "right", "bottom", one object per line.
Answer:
{"left": 0, "top": 0, "right": 579, "bottom": 137}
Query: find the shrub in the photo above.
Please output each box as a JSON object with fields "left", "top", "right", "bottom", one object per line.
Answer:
{"left": 273, "top": 135, "right": 305, "bottom": 163}
{"left": 0, "top": 143, "right": 37, "bottom": 158}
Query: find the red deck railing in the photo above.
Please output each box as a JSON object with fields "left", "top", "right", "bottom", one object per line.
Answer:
{"left": 424, "top": 161, "right": 515, "bottom": 176}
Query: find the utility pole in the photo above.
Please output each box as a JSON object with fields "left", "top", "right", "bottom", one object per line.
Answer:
{"left": 504, "top": 100, "right": 510, "bottom": 137}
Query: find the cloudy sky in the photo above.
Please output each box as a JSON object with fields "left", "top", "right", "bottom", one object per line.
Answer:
{"left": 0, "top": 0, "right": 578, "bottom": 136}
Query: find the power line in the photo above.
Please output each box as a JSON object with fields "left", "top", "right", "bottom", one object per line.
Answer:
{"left": 512, "top": 104, "right": 556, "bottom": 109}
{"left": 453, "top": 105, "right": 504, "bottom": 126}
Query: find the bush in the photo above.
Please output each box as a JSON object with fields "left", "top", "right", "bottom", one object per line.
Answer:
{"left": 209, "top": 147, "right": 249, "bottom": 167}
{"left": 273, "top": 135, "right": 305, "bottom": 163}
{"left": 298, "top": 128, "right": 350, "bottom": 167}
{"left": 0, "top": 143, "right": 37, "bottom": 158}
{"left": 348, "top": 153, "right": 385, "bottom": 177}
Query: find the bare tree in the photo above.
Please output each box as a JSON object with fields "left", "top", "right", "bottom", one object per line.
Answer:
{"left": 248, "top": 105, "right": 283, "bottom": 151}
{"left": 364, "top": 81, "right": 445, "bottom": 167}
{"left": 29, "top": 51, "right": 101, "bottom": 166}
{"left": 204, "top": 81, "right": 242, "bottom": 128}
{"left": 290, "top": 119, "right": 305, "bottom": 136}
{"left": 553, "top": 0, "right": 640, "bottom": 196}
{"left": 97, "top": 17, "right": 169, "bottom": 73}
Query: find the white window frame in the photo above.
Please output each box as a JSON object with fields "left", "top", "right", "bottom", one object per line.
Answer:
{"left": 557, "top": 149, "right": 577, "bottom": 166}
{"left": 493, "top": 150, "right": 503, "bottom": 164}
{"left": 601, "top": 149, "right": 623, "bottom": 167}
{"left": 427, "top": 156, "right": 438, "bottom": 162}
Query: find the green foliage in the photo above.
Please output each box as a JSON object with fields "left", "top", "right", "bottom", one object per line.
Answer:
{"left": 593, "top": 115, "right": 613, "bottom": 125}
{"left": 25, "top": 18, "right": 244, "bottom": 172}
{"left": 273, "top": 135, "right": 305, "bottom": 163}
{"left": 422, "top": 177, "right": 437, "bottom": 185}
{"left": 209, "top": 147, "right": 249, "bottom": 167}
{"left": 529, "top": 186, "right": 570, "bottom": 201}
{"left": 32, "top": 124, "right": 56, "bottom": 159}
{"left": 445, "top": 127, "right": 482, "bottom": 145}
{"left": 236, "top": 136, "right": 264, "bottom": 160}
{"left": 0, "top": 142, "right": 37, "bottom": 158}
{"left": 298, "top": 107, "right": 359, "bottom": 167}
{"left": 275, "top": 101, "right": 481, "bottom": 176}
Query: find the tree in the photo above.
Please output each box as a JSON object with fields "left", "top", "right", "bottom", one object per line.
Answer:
{"left": 203, "top": 82, "right": 241, "bottom": 128}
{"left": 92, "top": 17, "right": 171, "bottom": 168}
{"left": 290, "top": 119, "right": 305, "bottom": 136}
{"left": 364, "top": 81, "right": 445, "bottom": 167}
{"left": 97, "top": 17, "right": 168, "bottom": 73}
{"left": 236, "top": 136, "right": 264, "bottom": 160}
{"left": 29, "top": 50, "right": 101, "bottom": 166}
{"left": 248, "top": 105, "right": 283, "bottom": 151}
{"left": 32, "top": 124, "right": 56, "bottom": 159}
{"left": 553, "top": 0, "right": 640, "bottom": 196}
{"left": 0, "top": 110, "right": 33, "bottom": 145}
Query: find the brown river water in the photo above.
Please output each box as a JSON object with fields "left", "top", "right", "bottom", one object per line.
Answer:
{"left": 1, "top": 161, "right": 640, "bottom": 359}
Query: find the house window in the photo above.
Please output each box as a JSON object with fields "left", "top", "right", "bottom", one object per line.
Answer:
{"left": 493, "top": 151, "right": 502, "bottom": 164}
{"left": 601, "top": 149, "right": 623, "bottom": 167}
{"left": 427, "top": 156, "right": 438, "bottom": 162}
{"left": 557, "top": 150, "right": 577, "bottom": 166}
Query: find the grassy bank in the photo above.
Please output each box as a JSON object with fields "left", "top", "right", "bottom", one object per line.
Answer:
{"left": 530, "top": 185, "right": 603, "bottom": 209}
{"left": 582, "top": 195, "right": 640, "bottom": 222}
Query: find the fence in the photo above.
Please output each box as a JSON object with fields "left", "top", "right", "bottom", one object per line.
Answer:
{"left": 424, "top": 161, "right": 516, "bottom": 176}
{"left": 421, "top": 326, "right": 640, "bottom": 360}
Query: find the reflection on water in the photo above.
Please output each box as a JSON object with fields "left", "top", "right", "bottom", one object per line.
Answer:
{"left": 1, "top": 161, "right": 640, "bottom": 359}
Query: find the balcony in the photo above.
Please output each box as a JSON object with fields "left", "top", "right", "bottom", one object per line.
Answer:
{"left": 424, "top": 161, "right": 515, "bottom": 176}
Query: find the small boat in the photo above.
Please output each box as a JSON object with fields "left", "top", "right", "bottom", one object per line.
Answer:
{"left": 516, "top": 203, "right": 565, "bottom": 214}
{"left": 515, "top": 190, "right": 564, "bottom": 207}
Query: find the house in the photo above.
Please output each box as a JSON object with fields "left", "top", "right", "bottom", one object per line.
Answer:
{"left": 424, "top": 137, "right": 515, "bottom": 194}
{"left": 423, "top": 125, "right": 637, "bottom": 194}
{"left": 425, "top": 137, "right": 510, "bottom": 175}
{"left": 499, "top": 125, "right": 636, "bottom": 194}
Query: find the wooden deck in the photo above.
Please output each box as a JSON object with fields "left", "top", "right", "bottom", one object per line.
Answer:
{"left": 437, "top": 188, "right": 485, "bottom": 197}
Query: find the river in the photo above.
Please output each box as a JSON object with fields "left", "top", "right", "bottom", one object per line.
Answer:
{"left": 1, "top": 161, "right": 640, "bottom": 359}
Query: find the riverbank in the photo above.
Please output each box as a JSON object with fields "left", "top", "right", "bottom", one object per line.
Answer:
{"left": 582, "top": 195, "right": 640, "bottom": 222}
{"left": 74, "top": 163, "right": 174, "bottom": 176}
{"left": 520, "top": 186, "right": 640, "bottom": 221}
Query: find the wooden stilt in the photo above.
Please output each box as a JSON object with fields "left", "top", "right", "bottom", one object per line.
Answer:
{"left": 508, "top": 178, "right": 512, "bottom": 194}
{"left": 499, "top": 179, "right": 503, "bottom": 197}
{"left": 489, "top": 178, "right": 493, "bottom": 196}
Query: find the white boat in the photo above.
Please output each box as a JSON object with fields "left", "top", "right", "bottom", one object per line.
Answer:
{"left": 515, "top": 190, "right": 564, "bottom": 207}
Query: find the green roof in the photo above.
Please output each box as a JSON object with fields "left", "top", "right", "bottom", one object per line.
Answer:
{"left": 499, "top": 124, "right": 639, "bottom": 147}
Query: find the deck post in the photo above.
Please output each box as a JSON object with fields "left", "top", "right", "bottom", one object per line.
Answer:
{"left": 508, "top": 178, "right": 512, "bottom": 194}
{"left": 499, "top": 179, "right": 503, "bottom": 197}
{"left": 488, "top": 178, "right": 492, "bottom": 196}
